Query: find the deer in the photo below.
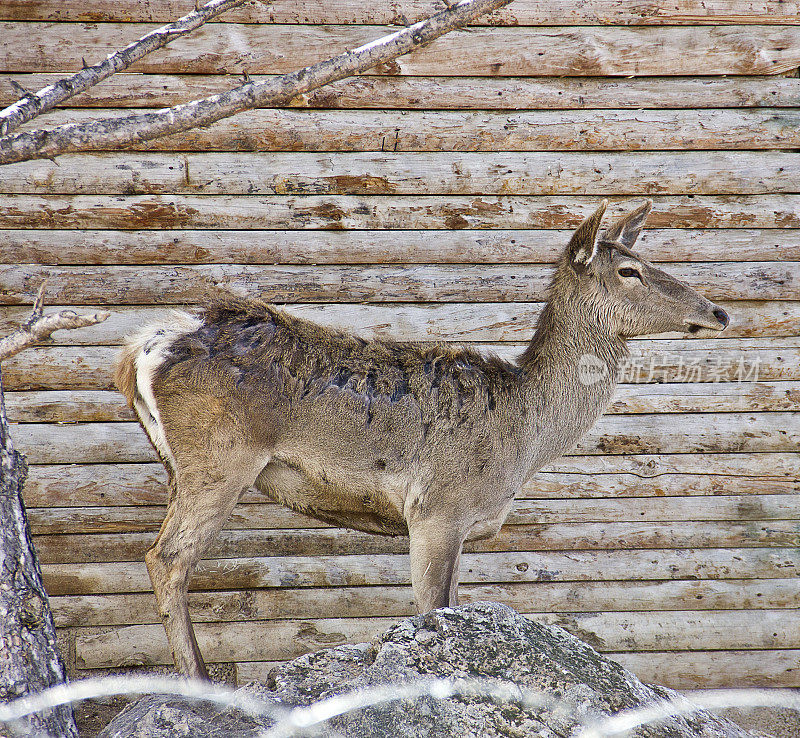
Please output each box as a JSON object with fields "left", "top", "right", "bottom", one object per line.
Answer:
{"left": 114, "top": 199, "right": 730, "bottom": 679}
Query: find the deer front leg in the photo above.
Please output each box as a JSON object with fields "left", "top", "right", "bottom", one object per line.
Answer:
{"left": 146, "top": 468, "right": 251, "bottom": 679}
{"left": 408, "top": 518, "right": 466, "bottom": 612}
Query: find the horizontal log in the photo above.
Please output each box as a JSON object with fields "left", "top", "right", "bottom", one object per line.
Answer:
{"left": 11, "top": 410, "right": 799, "bottom": 465}
{"left": 72, "top": 609, "right": 800, "bottom": 668}
{"left": 23, "top": 460, "right": 800, "bottom": 509}
{"left": 32, "top": 519, "right": 800, "bottom": 564}
{"left": 4, "top": 75, "right": 800, "bottom": 111}
{"left": 49, "top": 578, "right": 800, "bottom": 627}
{"left": 2, "top": 195, "right": 800, "bottom": 231}
{"left": 5, "top": 339, "right": 795, "bottom": 392}
{"left": 3, "top": 24, "right": 800, "bottom": 77}
{"left": 614, "top": 651, "right": 800, "bottom": 689}
{"left": 25, "top": 494, "right": 800, "bottom": 537}
{"left": 608, "top": 381, "right": 800, "bottom": 414}
{"left": 2, "top": 301, "right": 794, "bottom": 347}
{"left": 2, "top": 152, "right": 799, "bottom": 196}
{"left": 2, "top": 262, "right": 796, "bottom": 305}
{"left": 5, "top": 1, "right": 800, "bottom": 25}
{"left": 42, "top": 548, "right": 800, "bottom": 596}
{"left": 545, "top": 453, "right": 800, "bottom": 478}
{"left": 5, "top": 228, "right": 800, "bottom": 264}
{"left": 25, "top": 107, "right": 800, "bottom": 152}
{"left": 9, "top": 381, "right": 799, "bottom": 425}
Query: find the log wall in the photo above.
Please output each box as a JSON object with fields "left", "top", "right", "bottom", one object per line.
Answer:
{"left": 1, "top": 0, "right": 798, "bottom": 689}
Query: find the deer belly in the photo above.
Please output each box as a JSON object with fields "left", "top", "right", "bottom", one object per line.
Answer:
{"left": 252, "top": 458, "right": 408, "bottom": 536}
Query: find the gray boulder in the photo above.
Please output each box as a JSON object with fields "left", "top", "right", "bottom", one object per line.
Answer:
{"left": 100, "top": 602, "right": 757, "bottom": 737}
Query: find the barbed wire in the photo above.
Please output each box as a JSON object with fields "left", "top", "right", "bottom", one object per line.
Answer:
{"left": 1, "top": 674, "right": 797, "bottom": 737}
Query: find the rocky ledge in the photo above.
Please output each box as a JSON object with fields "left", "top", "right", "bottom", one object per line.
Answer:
{"left": 99, "top": 602, "right": 759, "bottom": 737}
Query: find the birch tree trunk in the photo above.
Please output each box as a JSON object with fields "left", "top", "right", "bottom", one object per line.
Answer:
{"left": 0, "top": 0, "right": 514, "bottom": 165}
{"left": 0, "top": 0, "right": 249, "bottom": 136}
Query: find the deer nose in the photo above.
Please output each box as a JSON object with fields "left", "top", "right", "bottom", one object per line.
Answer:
{"left": 712, "top": 307, "right": 729, "bottom": 328}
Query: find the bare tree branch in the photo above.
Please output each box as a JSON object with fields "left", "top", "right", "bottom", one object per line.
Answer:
{"left": 0, "top": 0, "right": 249, "bottom": 137}
{"left": 0, "top": 285, "right": 109, "bottom": 362}
{"left": 0, "top": 0, "right": 514, "bottom": 165}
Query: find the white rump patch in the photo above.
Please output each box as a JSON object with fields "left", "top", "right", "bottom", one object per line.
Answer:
{"left": 126, "top": 311, "right": 203, "bottom": 471}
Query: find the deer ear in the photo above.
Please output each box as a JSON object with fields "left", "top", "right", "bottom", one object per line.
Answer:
{"left": 603, "top": 199, "right": 653, "bottom": 248}
{"left": 569, "top": 199, "right": 608, "bottom": 267}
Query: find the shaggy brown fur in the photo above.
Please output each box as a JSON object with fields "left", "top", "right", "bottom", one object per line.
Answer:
{"left": 115, "top": 200, "right": 729, "bottom": 678}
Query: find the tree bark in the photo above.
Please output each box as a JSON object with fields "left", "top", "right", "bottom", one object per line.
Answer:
{"left": 0, "top": 0, "right": 514, "bottom": 165}
{"left": 0, "top": 291, "right": 108, "bottom": 736}
{"left": 0, "top": 367, "right": 79, "bottom": 737}
{"left": 0, "top": 0, "right": 249, "bottom": 137}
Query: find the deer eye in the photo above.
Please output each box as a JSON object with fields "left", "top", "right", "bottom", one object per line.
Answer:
{"left": 618, "top": 267, "right": 643, "bottom": 281}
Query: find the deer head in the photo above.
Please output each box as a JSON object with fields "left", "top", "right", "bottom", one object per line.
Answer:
{"left": 561, "top": 200, "right": 729, "bottom": 338}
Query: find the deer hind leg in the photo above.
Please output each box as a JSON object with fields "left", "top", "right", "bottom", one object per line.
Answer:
{"left": 408, "top": 517, "right": 466, "bottom": 612}
{"left": 146, "top": 462, "right": 261, "bottom": 679}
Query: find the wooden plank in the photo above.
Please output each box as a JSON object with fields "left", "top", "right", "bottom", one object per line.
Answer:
{"left": 3, "top": 24, "right": 800, "bottom": 77}
{"left": 2, "top": 194, "right": 800, "bottom": 231}
{"left": 4, "top": 75, "right": 800, "bottom": 110}
{"left": 1, "top": 301, "right": 794, "bottom": 346}
{"left": 72, "top": 609, "right": 800, "bottom": 668}
{"left": 25, "top": 108, "right": 800, "bottom": 152}
{"left": 26, "top": 494, "right": 800, "bottom": 536}
{"left": 23, "top": 461, "right": 800, "bottom": 509}
{"left": 1, "top": 262, "right": 796, "bottom": 304}
{"left": 5, "top": 339, "right": 796, "bottom": 392}
{"left": 6, "top": 391, "right": 136, "bottom": 423}
{"left": 11, "top": 410, "right": 800, "bottom": 464}
{"left": 2, "top": 152, "right": 799, "bottom": 196}
{"left": 31, "top": 519, "right": 800, "bottom": 564}
{"left": 5, "top": 228, "right": 800, "bottom": 264}
{"left": 49, "top": 578, "right": 800, "bottom": 627}
{"left": 615, "top": 651, "right": 800, "bottom": 689}
{"left": 4, "top": 1, "right": 800, "bottom": 26}
{"left": 42, "top": 547, "right": 800, "bottom": 596}
{"left": 609, "top": 382, "right": 800, "bottom": 414}
{"left": 10, "top": 381, "right": 799, "bottom": 425}
{"left": 547, "top": 452, "right": 800, "bottom": 478}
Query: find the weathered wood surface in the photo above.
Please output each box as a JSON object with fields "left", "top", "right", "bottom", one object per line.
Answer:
{"left": 48, "top": 578, "right": 800, "bottom": 628}
{"left": 23, "top": 460, "right": 800, "bottom": 509}
{"left": 71, "top": 608, "right": 800, "bottom": 668}
{"left": 42, "top": 548, "right": 800, "bottom": 597}
{"left": 3, "top": 24, "right": 800, "bottom": 77}
{"left": 5, "top": 339, "right": 794, "bottom": 391}
{"left": 5, "top": 1, "right": 800, "bottom": 25}
{"left": 614, "top": 651, "right": 800, "bottom": 689}
{"left": 3, "top": 194, "right": 800, "bottom": 230}
{"left": 23, "top": 108, "right": 800, "bottom": 152}
{"left": 11, "top": 411, "right": 799, "bottom": 464}
{"left": 2, "top": 152, "right": 800, "bottom": 195}
{"left": 31, "top": 520, "right": 800, "bottom": 564}
{"left": 1, "top": 302, "right": 796, "bottom": 348}
{"left": 2, "top": 262, "right": 796, "bottom": 304}
{"left": 5, "top": 228, "right": 800, "bottom": 264}
{"left": 3, "top": 0, "right": 798, "bottom": 691}
{"left": 3, "top": 302, "right": 797, "bottom": 347}
{"left": 25, "top": 494, "right": 800, "bottom": 537}
{"left": 7, "top": 382, "right": 800, "bottom": 425}
{"left": 5, "top": 75, "right": 800, "bottom": 110}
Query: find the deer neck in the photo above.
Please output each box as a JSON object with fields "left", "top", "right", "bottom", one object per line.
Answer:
{"left": 515, "top": 299, "right": 628, "bottom": 469}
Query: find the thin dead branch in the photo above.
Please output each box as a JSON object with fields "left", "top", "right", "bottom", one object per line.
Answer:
{"left": 0, "top": 0, "right": 249, "bottom": 137}
{"left": 0, "top": 0, "right": 514, "bottom": 165}
{"left": 0, "top": 283, "right": 109, "bottom": 362}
